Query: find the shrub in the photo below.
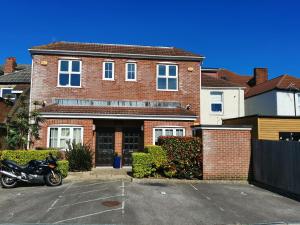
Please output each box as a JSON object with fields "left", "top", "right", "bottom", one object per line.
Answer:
{"left": 65, "top": 142, "right": 93, "bottom": 171}
{"left": 158, "top": 136, "right": 203, "bottom": 179}
{"left": 145, "top": 145, "right": 167, "bottom": 169}
{"left": 0, "top": 150, "right": 61, "bottom": 165}
{"left": 57, "top": 160, "right": 69, "bottom": 178}
{"left": 132, "top": 152, "right": 154, "bottom": 178}
{"left": 0, "top": 150, "right": 68, "bottom": 177}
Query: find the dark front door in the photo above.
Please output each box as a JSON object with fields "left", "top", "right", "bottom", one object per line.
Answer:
{"left": 123, "top": 128, "right": 142, "bottom": 166}
{"left": 96, "top": 129, "right": 115, "bottom": 166}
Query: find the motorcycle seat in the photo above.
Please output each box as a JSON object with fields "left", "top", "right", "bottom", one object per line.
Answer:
{"left": 3, "top": 159, "right": 28, "bottom": 170}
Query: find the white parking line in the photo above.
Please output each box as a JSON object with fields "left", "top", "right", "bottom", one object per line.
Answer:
{"left": 190, "top": 184, "right": 199, "bottom": 191}
{"left": 69, "top": 180, "right": 122, "bottom": 189}
{"left": 53, "top": 207, "right": 123, "bottom": 224}
{"left": 51, "top": 194, "right": 123, "bottom": 209}
{"left": 121, "top": 180, "right": 125, "bottom": 215}
{"left": 62, "top": 186, "right": 108, "bottom": 197}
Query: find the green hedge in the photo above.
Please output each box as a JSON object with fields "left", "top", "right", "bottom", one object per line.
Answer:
{"left": 145, "top": 145, "right": 167, "bottom": 169}
{"left": 158, "top": 137, "right": 203, "bottom": 179}
{"left": 0, "top": 150, "right": 68, "bottom": 178}
{"left": 132, "top": 152, "right": 154, "bottom": 178}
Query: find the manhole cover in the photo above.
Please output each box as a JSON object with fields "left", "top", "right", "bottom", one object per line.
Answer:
{"left": 102, "top": 200, "right": 121, "bottom": 207}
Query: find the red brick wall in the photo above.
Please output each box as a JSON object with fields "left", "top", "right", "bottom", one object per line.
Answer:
{"left": 201, "top": 129, "right": 251, "bottom": 180}
{"left": 30, "top": 55, "right": 200, "bottom": 122}
{"left": 144, "top": 120, "right": 194, "bottom": 145}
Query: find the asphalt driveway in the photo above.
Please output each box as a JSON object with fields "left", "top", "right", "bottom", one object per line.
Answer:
{"left": 0, "top": 179, "right": 299, "bottom": 224}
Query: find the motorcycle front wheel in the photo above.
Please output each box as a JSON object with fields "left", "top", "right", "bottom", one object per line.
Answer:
{"left": 45, "top": 171, "right": 62, "bottom": 186}
{"left": 0, "top": 175, "right": 17, "bottom": 188}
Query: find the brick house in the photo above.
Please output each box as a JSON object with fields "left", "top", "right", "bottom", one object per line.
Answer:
{"left": 29, "top": 41, "right": 203, "bottom": 166}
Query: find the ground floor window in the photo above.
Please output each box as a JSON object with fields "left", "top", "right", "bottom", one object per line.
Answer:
{"left": 153, "top": 127, "right": 185, "bottom": 145}
{"left": 48, "top": 126, "right": 83, "bottom": 149}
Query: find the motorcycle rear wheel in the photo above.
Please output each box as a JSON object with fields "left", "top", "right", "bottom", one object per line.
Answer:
{"left": 45, "top": 172, "right": 62, "bottom": 186}
{"left": 0, "top": 175, "right": 17, "bottom": 188}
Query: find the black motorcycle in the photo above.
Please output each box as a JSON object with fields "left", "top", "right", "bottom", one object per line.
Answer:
{"left": 0, "top": 153, "right": 62, "bottom": 188}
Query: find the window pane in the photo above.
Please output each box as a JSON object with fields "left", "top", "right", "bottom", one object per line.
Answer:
{"left": 158, "top": 78, "right": 167, "bottom": 89}
{"left": 169, "top": 65, "right": 177, "bottom": 76}
{"left": 71, "top": 74, "right": 80, "bottom": 86}
{"left": 59, "top": 73, "right": 69, "bottom": 86}
{"left": 176, "top": 129, "right": 184, "bottom": 136}
{"left": 211, "top": 92, "right": 222, "bottom": 102}
{"left": 211, "top": 103, "right": 222, "bottom": 112}
{"left": 105, "top": 70, "right": 112, "bottom": 79}
{"left": 72, "top": 61, "right": 80, "bottom": 72}
{"left": 73, "top": 128, "right": 82, "bottom": 144}
{"left": 155, "top": 129, "right": 163, "bottom": 144}
{"left": 60, "top": 139, "right": 69, "bottom": 149}
{"left": 49, "top": 128, "right": 58, "bottom": 148}
{"left": 60, "top": 61, "right": 69, "bottom": 72}
{"left": 2, "top": 89, "right": 13, "bottom": 98}
{"left": 128, "top": 72, "right": 135, "bottom": 80}
{"left": 165, "top": 129, "right": 173, "bottom": 136}
{"left": 168, "top": 78, "right": 177, "bottom": 90}
{"left": 61, "top": 128, "right": 70, "bottom": 137}
{"left": 158, "top": 65, "right": 166, "bottom": 76}
{"left": 105, "top": 63, "right": 112, "bottom": 70}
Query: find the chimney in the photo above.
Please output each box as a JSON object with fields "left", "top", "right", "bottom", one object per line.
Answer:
{"left": 254, "top": 68, "right": 268, "bottom": 85}
{"left": 3, "top": 57, "right": 17, "bottom": 74}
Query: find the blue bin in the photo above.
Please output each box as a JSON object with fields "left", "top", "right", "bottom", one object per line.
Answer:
{"left": 113, "top": 156, "right": 122, "bottom": 169}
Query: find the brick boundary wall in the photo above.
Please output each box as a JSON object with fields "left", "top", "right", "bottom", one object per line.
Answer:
{"left": 196, "top": 127, "right": 252, "bottom": 180}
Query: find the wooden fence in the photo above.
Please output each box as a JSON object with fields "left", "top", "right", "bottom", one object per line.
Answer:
{"left": 252, "top": 139, "right": 300, "bottom": 198}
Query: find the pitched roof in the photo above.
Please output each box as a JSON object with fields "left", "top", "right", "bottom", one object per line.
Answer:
{"left": 202, "top": 68, "right": 251, "bottom": 88}
{"left": 245, "top": 75, "right": 300, "bottom": 98}
{"left": 0, "top": 67, "right": 31, "bottom": 84}
{"left": 30, "top": 41, "right": 203, "bottom": 61}
{"left": 201, "top": 74, "right": 245, "bottom": 88}
{"left": 38, "top": 105, "right": 196, "bottom": 118}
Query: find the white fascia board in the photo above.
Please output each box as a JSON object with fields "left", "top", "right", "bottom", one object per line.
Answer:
{"left": 201, "top": 86, "right": 246, "bottom": 89}
{"left": 28, "top": 49, "right": 204, "bottom": 61}
{"left": 40, "top": 113, "right": 197, "bottom": 121}
{"left": 193, "top": 126, "right": 252, "bottom": 131}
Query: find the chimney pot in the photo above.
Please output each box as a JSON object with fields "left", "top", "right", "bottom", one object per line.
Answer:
{"left": 3, "top": 57, "right": 17, "bottom": 74}
{"left": 254, "top": 68, "right": 268, "bottom": 85}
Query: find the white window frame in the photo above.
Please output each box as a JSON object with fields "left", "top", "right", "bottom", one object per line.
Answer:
{"left": 47, "top": 126, "right": 84, "bottom": 149}
{"left": 152, "top": 127, "right": 185, "bottom": 145}
{"left": 103, "top": 62, "right": 115, "bottom": 81}
{"left": 297, "top": 93, "right": 300, "bottom": 115}
{"left": 0, "top": 88, "right": 14, "bottom": 99}
{"left": 57, "top": 60, "right": 82, "bottom": 88}
{"left": 125, "top": 63, "right": 137, "bottom": 81}
{"left": 210, "top": 91, "right": 224, "bottom": 115}
{"left": 156, "top": 64, "right": 178, "bottom": 91}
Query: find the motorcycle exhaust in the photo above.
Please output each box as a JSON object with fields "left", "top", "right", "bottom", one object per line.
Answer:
{"left": 0, "top": 170, "right": 28, "bottom": 182}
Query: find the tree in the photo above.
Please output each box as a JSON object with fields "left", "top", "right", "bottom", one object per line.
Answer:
{"left": 6, "top": 95, "right": 44, "bottom": 150}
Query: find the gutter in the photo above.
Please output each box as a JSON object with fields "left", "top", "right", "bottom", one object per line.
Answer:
{"left": 28, "top": 49, "right": 204, "bottom": 62}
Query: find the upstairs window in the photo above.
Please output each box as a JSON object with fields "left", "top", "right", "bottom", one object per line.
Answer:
{"left": 48, "top": 126, "right": 83, "bottom": 149}
{"left": 210, "top": 91, "right": 223, "bottom": 114}
{"left": 103, "top": 62, "right": 114, "bottom": 80}
{"left": 126, "top": 63, "right": 137, "bottom": 81}
{"left": 0, "top": 88, "right": 14, "bottom": 99}
{"left": 58, "top": 60, "right": 81, "bottom": 87}
{"left": 157, "top": 64, "right": 178, "bottom": 91}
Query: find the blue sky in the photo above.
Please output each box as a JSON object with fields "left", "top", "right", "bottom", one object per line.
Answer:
{"left": 1, "top": 0, "right": 299, "bottom": 78}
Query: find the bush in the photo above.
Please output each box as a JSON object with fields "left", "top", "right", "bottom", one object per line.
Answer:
{"left": 65, "top": 142, "right": 93, "bottom": 171}
{"left": 0, "top": 150, "right": 61, "bottom": 165}
{"left": 57, "top": 160, "right": 69, "bottom": 178}
{"left": 145, "top": 145, "right": 167, "bottom": 169}
{"left": 0, "top": 150, "right": 68, "bottom": 177}
{"left": 158, "top": 137, "right": 202, "bottom": 179}
{"left": 132, "top": 152, "right": 154, "bottom": 178}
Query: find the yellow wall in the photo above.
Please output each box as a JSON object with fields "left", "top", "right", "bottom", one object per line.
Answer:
{"left": 258, "top": 118, "right": 300, "bottom": 140}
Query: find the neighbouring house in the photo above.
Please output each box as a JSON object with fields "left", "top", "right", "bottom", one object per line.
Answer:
{"left": 0, "top": 57, "right": 31, "bottom": 100}
{"left": 29, "top": 41, "right": 203, "bottom": 166}
{"left": 245, "top": 74, "right": 300, "bottom": 116}
{"left": 0, "top": 98, "right": 13, "bottom": 149}
{"left": 223, "top": 115, "right": 300, "bottom": 141}
{"left": 200, "top": 72, "right": 245, "bottom": 125}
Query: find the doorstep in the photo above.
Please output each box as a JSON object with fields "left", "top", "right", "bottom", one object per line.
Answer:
{"left": 65, "top": 167, "right": 132, "bottom": 181}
